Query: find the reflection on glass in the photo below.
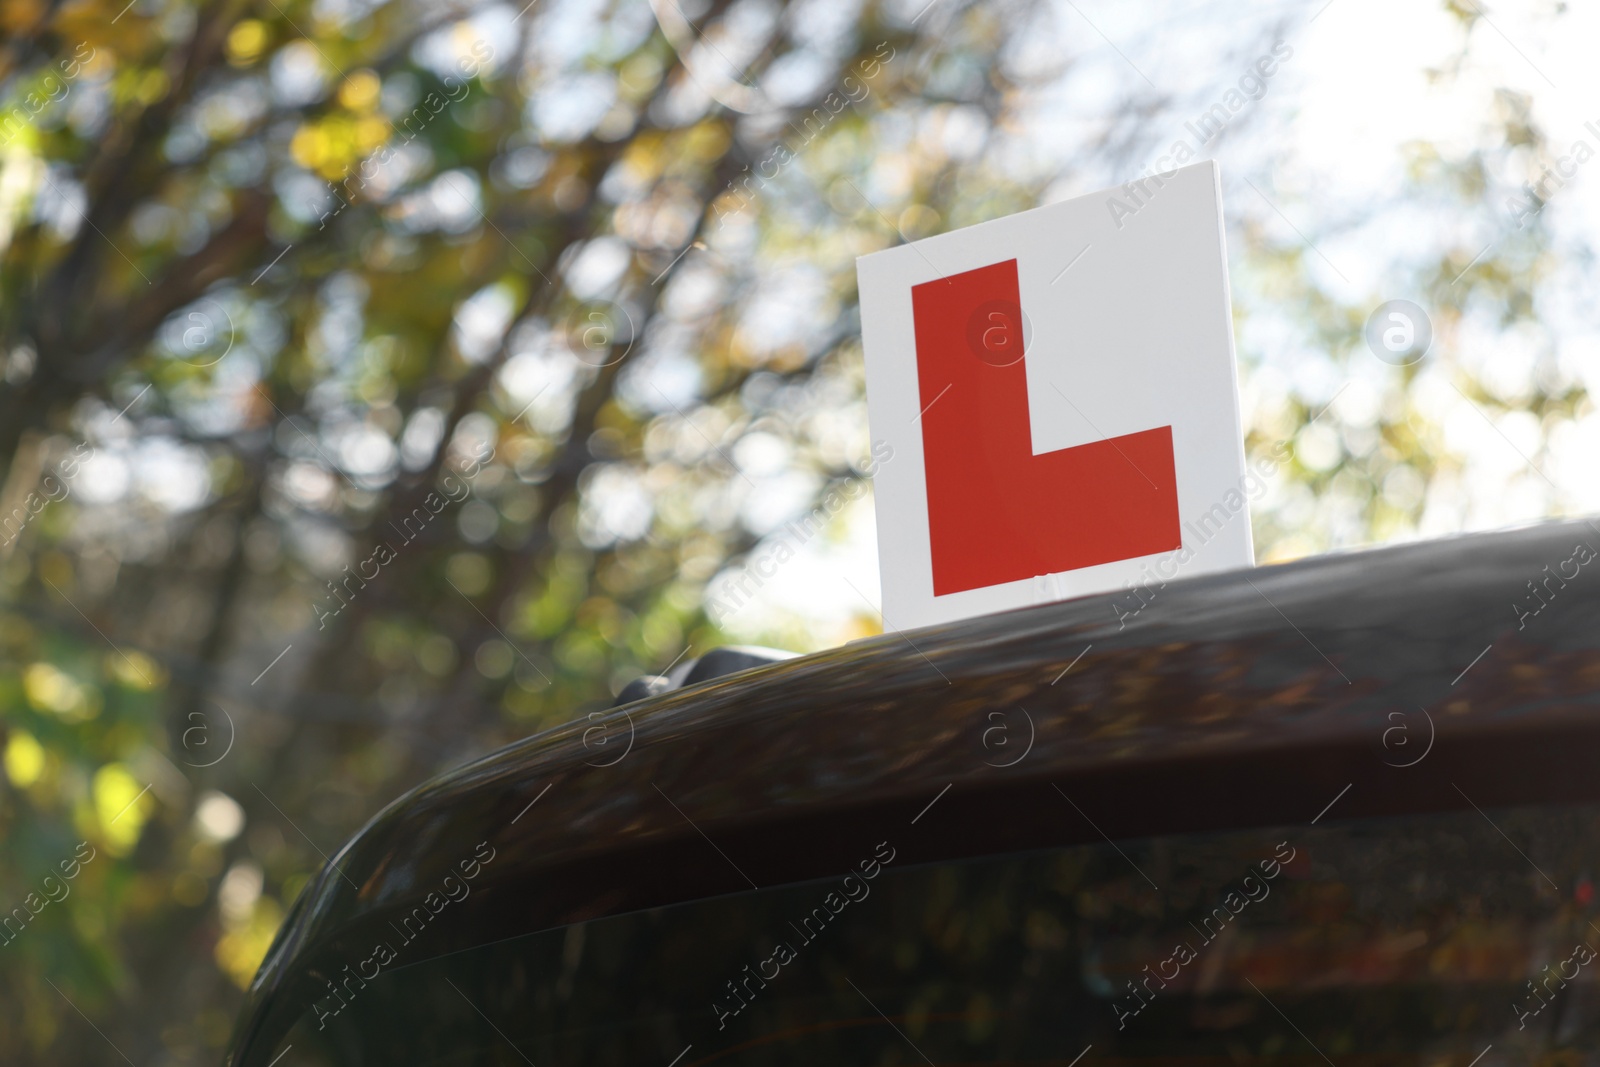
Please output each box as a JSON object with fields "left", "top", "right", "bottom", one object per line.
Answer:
{"left": 277, "top": 803, "right": 1600, "bottom": 1065}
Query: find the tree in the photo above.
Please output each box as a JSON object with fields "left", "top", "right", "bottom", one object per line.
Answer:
{"left": 0, "top": 0, "right": 1584, "bottom": 1062}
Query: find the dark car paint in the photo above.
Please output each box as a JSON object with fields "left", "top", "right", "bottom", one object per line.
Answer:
{"left": 225, "top": 518, "right": 1600, "bottom": 1065}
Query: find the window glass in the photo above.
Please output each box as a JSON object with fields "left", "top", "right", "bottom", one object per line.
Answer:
{"left": 275, "top": 802, "right": 1596, "bottom": 1065}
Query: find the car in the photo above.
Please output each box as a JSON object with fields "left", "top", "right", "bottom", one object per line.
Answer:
{"left": 225, "top": 517, "right": 1600, "bottom": 1066}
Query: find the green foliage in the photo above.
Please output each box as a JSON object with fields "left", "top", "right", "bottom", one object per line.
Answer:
{"left": 0, "top": 0, "right": 1583, "bottom": 1062}
{"left": 0, "top": 0, "right": 1043, "bottom": 1060}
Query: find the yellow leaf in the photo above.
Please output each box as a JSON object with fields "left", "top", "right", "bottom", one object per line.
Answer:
{"left": 23, "top": 662, "right": 98, "bottom": 721}
{"left": 93, "top": 763, "right": 151, "bottom": 855}
{"left": 227, "top": 21, "right": 269, "bottom": 65}
{"left": 107, "top": 649, "right": 164, "bottom": 691}
{"left": 339, "top": 69, "right": 381, "bottom": 113}
{"left": 3, "top": 730, "right": 45, "bottom": 787}
{"left": 215, "top": 897, "right": 285, "bottom": 989}
{"left": 290, "top": 125, "right": 326, "bottom": 170}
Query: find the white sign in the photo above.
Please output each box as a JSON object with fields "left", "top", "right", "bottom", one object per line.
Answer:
{"left": 857, "top": 160, "right": 1253, "bottom": 629}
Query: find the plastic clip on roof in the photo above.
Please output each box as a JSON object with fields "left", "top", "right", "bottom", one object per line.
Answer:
{"left": 611, "top": 645, "right": 796, "bottom": 706}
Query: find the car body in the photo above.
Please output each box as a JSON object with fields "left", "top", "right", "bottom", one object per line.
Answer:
{"left": 225, "top": 518, "right": 1600, "bottom": 1066}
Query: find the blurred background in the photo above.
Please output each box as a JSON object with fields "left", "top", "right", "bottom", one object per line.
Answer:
{"left": 0, "top": 0, "right": 1594, "bottom": 1061}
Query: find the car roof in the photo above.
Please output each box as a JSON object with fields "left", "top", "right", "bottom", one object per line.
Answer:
{"left": 227, "top": 517, "right": 1600, "bottom": 1065}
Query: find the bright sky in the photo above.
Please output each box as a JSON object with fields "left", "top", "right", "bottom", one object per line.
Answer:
{"left": 713, "top": 0, "right": 1600, "bottom": 649}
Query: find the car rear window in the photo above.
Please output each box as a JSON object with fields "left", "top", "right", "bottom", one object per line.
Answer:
{"left": 271, "top": 800, "right": 1594, "bottom": 1066}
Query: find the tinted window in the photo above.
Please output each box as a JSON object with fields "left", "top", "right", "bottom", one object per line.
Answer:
{"left": 270, "top": 802, "right": 1596, "bottom": 1065}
